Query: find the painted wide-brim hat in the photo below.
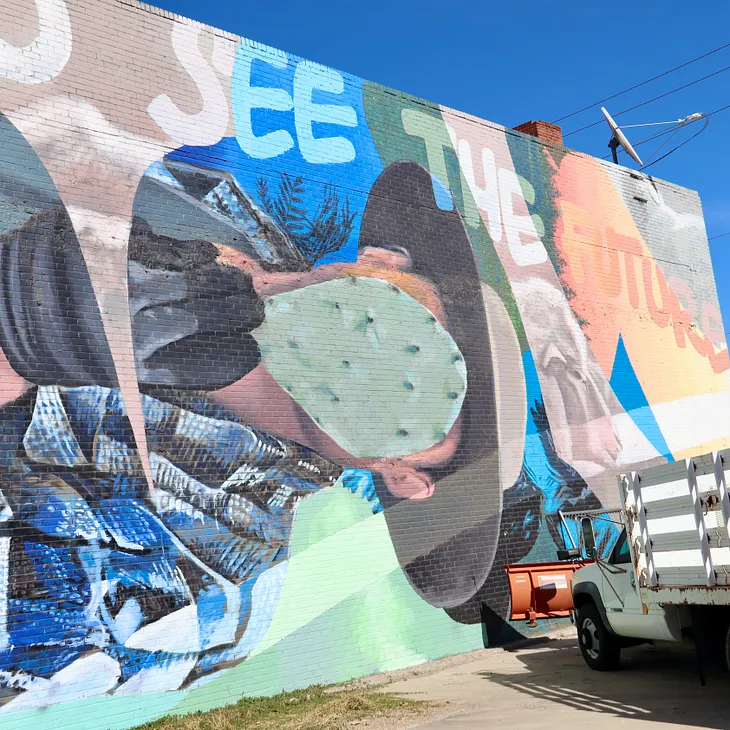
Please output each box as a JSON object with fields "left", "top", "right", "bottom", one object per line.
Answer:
{"left": 357, "top": 161, "right": 526, "bottom": 611}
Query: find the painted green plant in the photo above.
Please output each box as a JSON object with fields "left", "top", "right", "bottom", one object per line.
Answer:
{"left": 256, "top": 173, "right": 356, "bottom": 265}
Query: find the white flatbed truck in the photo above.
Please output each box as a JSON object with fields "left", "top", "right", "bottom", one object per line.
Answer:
{"left": 570, "top": 449, "right": 730, "bottom": 679}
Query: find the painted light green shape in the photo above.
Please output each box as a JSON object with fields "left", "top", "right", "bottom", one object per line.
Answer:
{"left": 361, "top": 82, "right": 527, "bottom": 350}
{"left": 4, "top": 487, "right": 481, "bottom": 729}
{"left": 173, "top": 487, "right": 481, "bottom": 717}
{"left": 255, "top": 277, "right": 467, "bottom": 458}
{"left": 252, "top": 493, "right": 402, "bottom": 657}
{"left": 401, "top": 107, "right": 480, "bottom": 229}
{"left": 531, "top": 214, "right": 546, "bottom": 238}
{"left": 287, "top": 474, "right": 375, "bottom": 554}
{"left": 517, "top": 174, "right": 536, "bottom": 205}
{"left": 517, "top": 175, "right": 546, "bottom": 237}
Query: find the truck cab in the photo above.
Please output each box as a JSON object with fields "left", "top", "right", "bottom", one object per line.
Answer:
{"left": 571, "top": 525, "right": 684, "bottom": 670}
{"left": 506, "top": 451, "right": 730, "bottom": 674}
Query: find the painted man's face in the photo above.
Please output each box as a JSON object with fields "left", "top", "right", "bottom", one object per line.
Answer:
{"left": 513, "top": 277, "right": 621, "bottom": 477}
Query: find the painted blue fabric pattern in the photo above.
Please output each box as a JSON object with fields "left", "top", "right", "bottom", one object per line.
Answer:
{"left": 0, "top": 385, "right": 380, "bottom": 703}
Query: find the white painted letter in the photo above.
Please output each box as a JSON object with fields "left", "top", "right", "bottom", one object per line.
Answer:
{"left": 457, "top": 139, "right": 502, "bottom": 242}
{"left": 148, "top": 20, "right": 228, "bottom": 147}
{"left": 0, "top": 0, "right": 72, "bottom": 84}
{"left": 498, "top": 168, "right": 548, "bottom": 267}
{"left": 234, "top": 44, "right": 294, "bottom": 159}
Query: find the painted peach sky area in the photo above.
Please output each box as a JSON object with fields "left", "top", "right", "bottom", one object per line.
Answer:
{"left": 553, "top": 152, "right": 730, "bottom": 407}
{"left": 439, "top": 107, "right": 659, "bottom": 489}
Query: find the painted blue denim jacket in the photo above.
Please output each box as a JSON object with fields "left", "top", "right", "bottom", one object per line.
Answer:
{"left": 0, "top": 385, "right": 380, "bottom": 705}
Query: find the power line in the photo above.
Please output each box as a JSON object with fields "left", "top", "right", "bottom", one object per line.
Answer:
{"left": 639, "top": 116, "right": 710, "bottom": 171}
{"left": 564, "top": 62, "right": 730, "bottom": 137}
{"left": 626, "top": 101, "right": 730, "bottom": 240}
{"left": 566, "top": 64, "right": 730, "bottom": 137}
{"left": 553, "top": 41, "right": 730, "bottom": 124}
{"left": 628, "top": 123, "right": 685, "bottom": 148}
{"left": 602, "top": 122, "right": 685, "bottom": 158}
{"left": 601, "top": 101, "right": 730, "bottom": 162}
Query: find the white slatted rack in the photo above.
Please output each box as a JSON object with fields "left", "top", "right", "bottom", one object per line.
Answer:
{"left": 626, "top": 471, "right": 657, "bottom": 587}
{"left": 687, "top": 456, "right": 716, "bottom": 586}
{"left": 622, "top": 452, "right": 730, "bottom": 603}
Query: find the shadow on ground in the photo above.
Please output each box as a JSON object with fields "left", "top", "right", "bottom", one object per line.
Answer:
{"left": 478, "top": 638, "right": 730, "bottom": 729}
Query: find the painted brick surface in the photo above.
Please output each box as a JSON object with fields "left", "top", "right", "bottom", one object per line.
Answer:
{"left": 0, "top": 0, "right": 727, "bottom": 727}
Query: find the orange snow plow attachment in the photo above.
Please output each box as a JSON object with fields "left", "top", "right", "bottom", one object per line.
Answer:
{"left": 505, "top": 560, "right": 590, "bottom": 624}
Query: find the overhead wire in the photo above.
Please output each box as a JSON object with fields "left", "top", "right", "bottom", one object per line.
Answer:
{"left": 600, "top": 123, "right": 685, "bottom": 159}
{"left": 594, "top": 101, "right": 730, "bottom": 237}
{"left": 553, "top": 41, "right": 730, "bottom": 124}
{"left": 598, "top": 121, "right": 674, "bottom": 161}
{"left": 622, "top": 123, "right": 683, "bottom": 150}
{"left": 638, "top": 115, "right": 710, "bottom": 171}
{"left": 600, "top": 101, "right": 730, "bottom": 162}
{"left": 564, "top": 63, "right": 730, "bottom": 137}
{"left": 641, "top": 125, "right": 685, "bottom": 166}
{"left": 551, "top": 48, "right": 730, "bottom": 239}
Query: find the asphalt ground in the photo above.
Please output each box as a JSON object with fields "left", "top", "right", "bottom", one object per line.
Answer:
{"left": 364, "top": 636, "right": 730, "bottom": 730}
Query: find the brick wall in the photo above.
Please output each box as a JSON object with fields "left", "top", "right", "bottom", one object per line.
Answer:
{"left": 0, "top": 0, "right": 726, "bottom": 727}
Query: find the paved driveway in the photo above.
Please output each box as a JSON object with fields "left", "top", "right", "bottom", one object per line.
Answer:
{"left": 381, "top": 639, "right": 730, "bottom": 729}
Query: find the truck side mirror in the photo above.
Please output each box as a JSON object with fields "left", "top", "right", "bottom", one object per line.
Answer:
{"left": 557, "top": 547, "right": 581, "bottom": 561}
{"left": 581, "top": 517, "right": 597, "bottom": 559}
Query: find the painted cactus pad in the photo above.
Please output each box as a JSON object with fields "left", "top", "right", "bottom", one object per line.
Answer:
{"left": 255, "top": 277, "right": 467, "bottom": 458}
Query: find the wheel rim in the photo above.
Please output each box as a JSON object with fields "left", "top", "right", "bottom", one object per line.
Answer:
{"left": 581, "top": 618, "right": 600, "bottom": 660}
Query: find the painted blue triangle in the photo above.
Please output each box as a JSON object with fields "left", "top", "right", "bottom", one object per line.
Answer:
{"left": 609, "top": 335, "right": 673, "bottom": 462}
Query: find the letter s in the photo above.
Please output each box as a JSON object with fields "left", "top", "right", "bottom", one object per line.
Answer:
{"left": 148, "top": 19, "right": 229, "bottom": 146}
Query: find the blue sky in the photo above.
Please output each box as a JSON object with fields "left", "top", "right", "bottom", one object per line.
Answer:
{"left": 152, "top": 0, "right": 730, "bottom": 335}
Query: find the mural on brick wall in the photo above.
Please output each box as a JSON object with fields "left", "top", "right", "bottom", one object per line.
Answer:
{"left": 0, "top": 4, "right": 727, "bottom": 725}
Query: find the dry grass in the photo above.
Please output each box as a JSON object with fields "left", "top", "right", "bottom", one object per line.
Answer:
{"left": 132, "top": 685, "right": 433, "bottom": 730}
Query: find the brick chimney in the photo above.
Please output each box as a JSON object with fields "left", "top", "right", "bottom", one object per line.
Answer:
{"left": 513, "top": 120, "right": 563, "bottom": 146}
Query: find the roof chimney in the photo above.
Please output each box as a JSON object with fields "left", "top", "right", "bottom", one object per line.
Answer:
{"left": 513, "top": 120, "right": 563, "bottom": 146}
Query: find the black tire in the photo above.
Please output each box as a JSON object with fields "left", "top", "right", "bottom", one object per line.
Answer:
{"left": 577, "top": 602, "right": 621, "bottom": 671}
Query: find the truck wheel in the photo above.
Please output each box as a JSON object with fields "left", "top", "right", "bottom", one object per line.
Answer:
{"left": 577, "top": 603, "right": 621, "bottom": 671}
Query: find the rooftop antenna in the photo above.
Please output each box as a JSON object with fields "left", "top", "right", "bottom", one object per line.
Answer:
{"left": 601, "top": 106, "right": 704, "bottom": 168}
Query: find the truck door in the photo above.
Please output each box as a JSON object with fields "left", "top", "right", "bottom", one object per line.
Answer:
{"left": 600, "top": 529, "right": 680, "bottom": 641}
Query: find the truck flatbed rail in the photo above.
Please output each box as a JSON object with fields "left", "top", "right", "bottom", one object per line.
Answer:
{"left": 623, "top": 449, "right": 730, "bottom": 605}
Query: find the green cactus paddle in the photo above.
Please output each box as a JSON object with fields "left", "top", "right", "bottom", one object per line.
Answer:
{"left": 253, "top": 277, "right": 467, "bottom": 459}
